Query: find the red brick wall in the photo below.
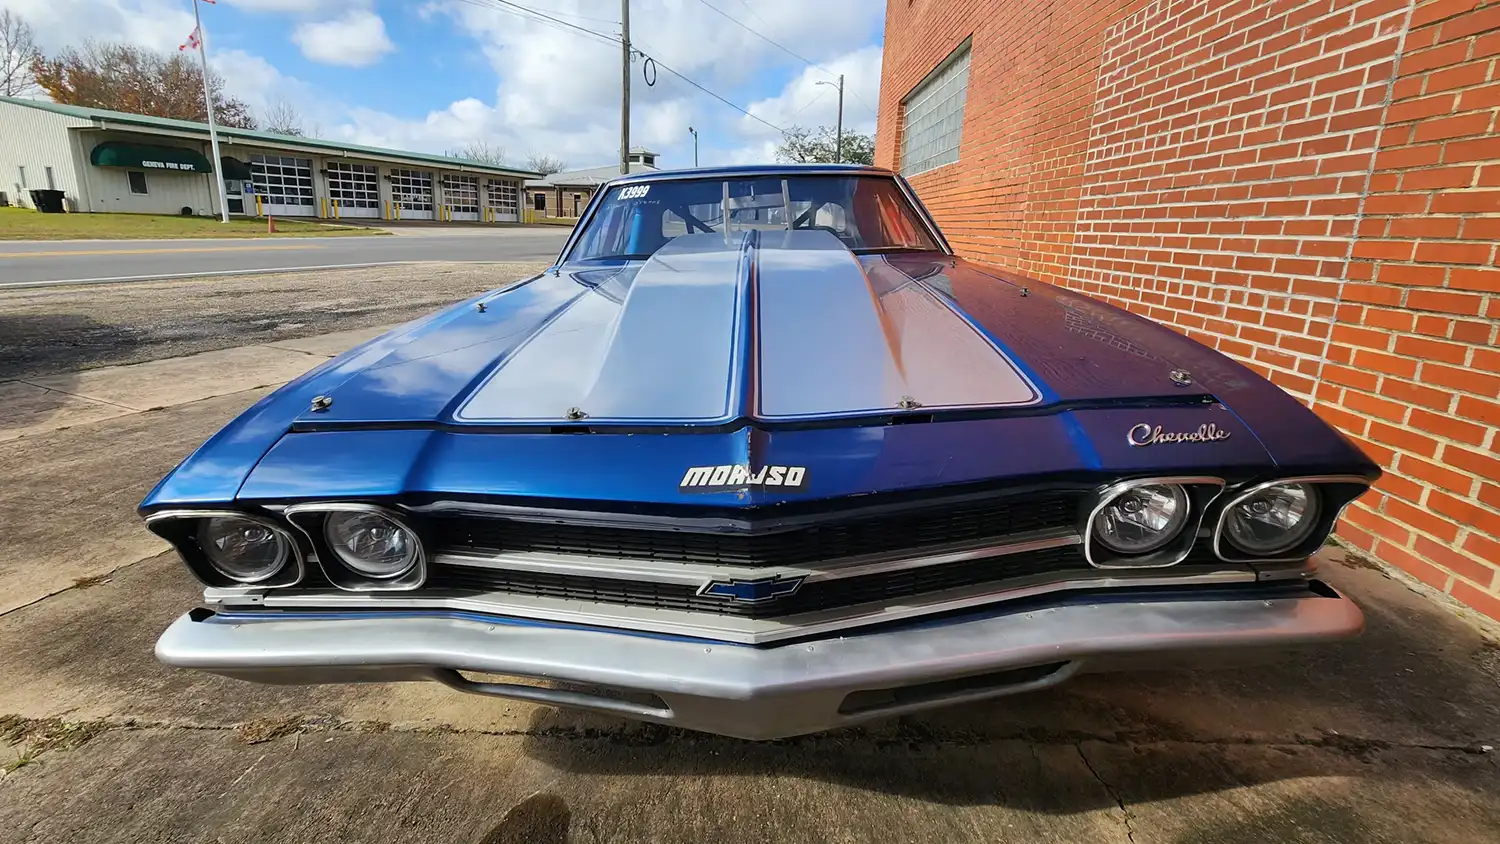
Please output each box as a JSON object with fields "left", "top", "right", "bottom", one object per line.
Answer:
{"left": 877, "top": 0, "right": 1500, "bottom": 621}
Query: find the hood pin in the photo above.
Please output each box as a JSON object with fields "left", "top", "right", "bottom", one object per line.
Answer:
{"left": 565, "top": 407, "right": 588, "bottom": 421}
{"left": 897, "top": 395, "right": 921, "bottom": 410}
{"left": 1169, "top": 369, "right": 1194, "bottom": 386}
{"left": 476, "top": 302, "right": 487, "bottom": 313}
{"left": 310, "top": 395, "right": 333, "bottom": 412}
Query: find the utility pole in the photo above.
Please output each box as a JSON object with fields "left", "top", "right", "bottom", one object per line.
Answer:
{"left": 817, "top": 74, "right": 847, "bottom": 163}
{"left": 834, "top": 73, "right": 844, "bottom": 164}
{"left": 192, "top": 0, "right": 229, "bottom": 222}
{"left": 689, "top": 126, "right": 699, "bottom": 167}
{"left": 620, "top": 0, "right": 631, "bottom": 175}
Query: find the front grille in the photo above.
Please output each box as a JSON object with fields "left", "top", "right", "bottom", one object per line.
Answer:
{"left": 425, "top": 543, "right": 1095, "bottom": 618}
{"left": 427, "top": 491, "right": 1083, "bottom": 568}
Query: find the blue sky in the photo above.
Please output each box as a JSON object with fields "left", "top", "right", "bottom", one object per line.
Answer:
{"left": 4, "top": 0, "right": 887, "bottom": 172}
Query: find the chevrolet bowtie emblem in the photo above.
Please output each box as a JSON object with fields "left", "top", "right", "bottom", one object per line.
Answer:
{"left": 698, "top": 576, "right": 806, "bottom": 604}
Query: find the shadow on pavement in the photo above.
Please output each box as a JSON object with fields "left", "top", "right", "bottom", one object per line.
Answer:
{"left": 0, "top": 312, "right": 141, "bottom": 382}
{"left": 517, "top": 563, "right": 1500, "bottom": 817}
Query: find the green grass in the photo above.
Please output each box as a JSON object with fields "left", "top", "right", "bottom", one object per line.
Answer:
{"left": 0, "top": 207, "right": 387, "bottom": 240}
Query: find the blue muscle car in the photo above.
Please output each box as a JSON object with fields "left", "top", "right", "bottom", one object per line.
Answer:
{"left": 143, "top": 165, "right": 1378, "bottom": 739}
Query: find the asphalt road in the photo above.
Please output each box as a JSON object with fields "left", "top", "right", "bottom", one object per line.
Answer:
{"left": 0, "top": 227, "right": 571, "bottom": 287}
{"left": 0, "top": 262, "right": 547, "bottom": 380}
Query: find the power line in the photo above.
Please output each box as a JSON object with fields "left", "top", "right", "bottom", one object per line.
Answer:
{"left": 688, "top": 0, "right": 834, "bottom": 78}
{"left": 791, "top": 86, "right": 830, "bottom": 119}
{"left": 648, "top": 53, "right": 787, "bottom": 135}
{"left": 452, "top": 0, "right": 787, "bottom": 136}
{"left": 450, "top": 0, "right": 618, "bottom": 47}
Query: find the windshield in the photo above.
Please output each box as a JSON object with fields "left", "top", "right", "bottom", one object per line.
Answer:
{"left": 568, "top": 175, "right": 941, "bottom": 262}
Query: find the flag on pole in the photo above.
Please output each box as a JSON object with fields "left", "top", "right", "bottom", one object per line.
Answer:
{"left": 179, "top": 26, "right": 201, "bottom": 52}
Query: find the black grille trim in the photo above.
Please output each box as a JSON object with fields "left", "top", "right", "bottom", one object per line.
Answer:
{"left": 425, "top": 543, "right": 1098, "bottom": 618}
{"left": 426, "top": 491, "right": 1084, "bottom": 569}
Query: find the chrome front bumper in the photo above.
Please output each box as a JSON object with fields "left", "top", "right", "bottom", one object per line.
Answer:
{"left": 157, "top": 583, "right": 1363, "bottom": 740}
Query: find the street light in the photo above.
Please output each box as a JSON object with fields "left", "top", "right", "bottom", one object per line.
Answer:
{"left": 815, "top": 74, "right": 845, "bottom": 163}
{"left": 688, "top": 126, "right": 699, "bottom": 168}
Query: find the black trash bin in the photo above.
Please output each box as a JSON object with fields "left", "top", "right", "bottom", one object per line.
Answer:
{"left": 29, "top": 189, "right": 66, "bottom": 213}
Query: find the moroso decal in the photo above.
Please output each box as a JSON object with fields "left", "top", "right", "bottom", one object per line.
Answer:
{"left": 678, "top": 464, "right": 809, "bottom": 493}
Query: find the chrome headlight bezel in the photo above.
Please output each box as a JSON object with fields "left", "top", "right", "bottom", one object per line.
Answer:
{"left": 144, "top": 509, "right": 305, "bottom": 589}
{"left": 284, "top": 502, "right": 426, "bottom": 592}
{"left": 1082, "top": 477, "right": 1226, "bottom": 569}
{"left": 1212, "top": 476, "right": 1372, "bottom": 563}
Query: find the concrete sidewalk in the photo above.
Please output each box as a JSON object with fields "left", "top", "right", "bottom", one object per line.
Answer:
{"left": 0, "top": 324, "right": 395, "bottom": 616}
{"left": 0, "top": 325, "right": 1496, "bottom": 843}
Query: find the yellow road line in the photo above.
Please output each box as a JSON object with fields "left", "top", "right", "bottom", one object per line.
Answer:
{"left": 0, "top": 243, "right": 327, "bottom": 258}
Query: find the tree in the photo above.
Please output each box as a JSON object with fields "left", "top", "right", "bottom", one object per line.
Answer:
{"left": 31, "top": 40, "right": 256, "bottom": 128}
{"left": 455, "top": 140, "right": 507, "bottom": 165}
{"left": 525, "top": 151, "right": 566, "bottom": 175}
{"left": 775, "top": 124, "right": 875, "bottom": 166}
{"left": 261, "top": 98, "right": 305, "bottom": 136}
{"left": 0, "top": 10, "right": 41, "bottom": 97}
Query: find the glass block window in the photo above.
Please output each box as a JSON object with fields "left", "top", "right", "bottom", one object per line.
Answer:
{"left": 900, "top": 42, "right": 970, "bottom": 176}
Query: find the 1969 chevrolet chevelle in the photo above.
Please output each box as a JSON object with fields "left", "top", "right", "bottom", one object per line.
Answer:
{"left": 144, "top": 164, "right": 1379, "bottom": 739}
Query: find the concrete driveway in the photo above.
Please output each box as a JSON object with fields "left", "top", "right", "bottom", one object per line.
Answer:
{"left": 0, "top": 228, "right": 570, "bottom": 288}
{"left": 0, "top": 270, "right": 1496, "bottom": 843}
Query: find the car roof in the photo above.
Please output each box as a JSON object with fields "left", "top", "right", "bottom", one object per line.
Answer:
{"left": 611, "top": 163, "right": 895, "bottom": 185}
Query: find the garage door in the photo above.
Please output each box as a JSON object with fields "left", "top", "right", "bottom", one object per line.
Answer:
{"left": 485, "top": 179, "right": 519, "bottom": 223}
{"left": 443, "top": 175, "right": 480, "bottom": 221}
{"left": 390, "top": 169, "right": 434, "bottom": 220}
{"left": 326, "top": 162, "right": 380, "bottom": 219}
{"left": 249, "top": 154, "right": 315, "bottom": 217}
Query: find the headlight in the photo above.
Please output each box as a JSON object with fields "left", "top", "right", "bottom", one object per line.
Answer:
{"left": 323, "top": 511, "right": 419, "bottom": 578}
{"left": 1224, "top": 483, "right": 1320, "bottom": 555}
{"left": 196, "top": 516, "right": 291, "bottom": 583}
{"left": 1093, "top": 484, "right": 1190, "bottom": 555}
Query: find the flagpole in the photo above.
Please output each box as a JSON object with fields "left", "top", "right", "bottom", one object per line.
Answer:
{"left": 192, "top": 0, "right": 230, "bottom": 223}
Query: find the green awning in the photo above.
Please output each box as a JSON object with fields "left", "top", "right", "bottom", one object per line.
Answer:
{"left": 220, "top": 156, "right": 253, "bottom": 180}
{"left": 90, "top": 141, "right": 212, "bottom": 173}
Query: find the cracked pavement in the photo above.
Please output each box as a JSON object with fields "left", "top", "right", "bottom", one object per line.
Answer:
{"left": 2, "top": 268, "right": 1499, "bottom": 843}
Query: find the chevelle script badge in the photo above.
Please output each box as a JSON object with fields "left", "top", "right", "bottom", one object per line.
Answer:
{"left": 1128, "top": 422, "right": 1232, "bottom": 447}
{"left": 679, "top": 465, "right": 808, "bottom": 492}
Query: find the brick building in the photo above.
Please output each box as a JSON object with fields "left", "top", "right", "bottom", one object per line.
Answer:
{"left": 877, "top": 0, "right": 1500, "bottom": 620}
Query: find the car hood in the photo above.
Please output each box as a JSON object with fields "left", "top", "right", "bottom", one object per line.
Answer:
{"left": 284, "top": 230, "right": 1244, "bottom": 429}
{"left": 141, "top": 231, "right": 1375, "bottom": 508}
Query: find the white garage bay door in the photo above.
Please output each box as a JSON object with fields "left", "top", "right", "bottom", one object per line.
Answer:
{"left": 485, "top": 179, "right": 519, "bottom": 222}
{"left": 390, "top": 169, "right": 434, "bottom": 220}
{"left": 443, "top": 175, "right": 480, "bottom": 221}
{"left": 326, "top": 162, "right": 380, "bottom": 219}
{"left": 249, "top": 154, "right": 315, "bottom": 217}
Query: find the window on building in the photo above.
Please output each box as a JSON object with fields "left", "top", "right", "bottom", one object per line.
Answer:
{"left": 533, "top": 193, "right": 545, "bottom": 211}
{"left": 44, "top": 167, "right": 55, "bottom": 190}
{"left": 127, "top": 171, "right": 148, "bottom": 195}
{"left": 900, "top": 40, "right": 970, "bottom": 176}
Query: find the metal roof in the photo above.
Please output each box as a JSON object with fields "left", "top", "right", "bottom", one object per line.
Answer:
{"left": 0, "top": 96, "right": 543, "bottom": 179}
{"left": 526, "top": 161, "right": 658, "bottom": 188}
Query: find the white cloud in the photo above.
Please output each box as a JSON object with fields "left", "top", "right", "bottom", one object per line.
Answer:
{"left": 291, "top": 9, "right": 394, "bottom": 67}
{"left": 743, "top": 45, "right": 883, "bottom": 139}
{"left": 0, "top": 0, "right": 194, "bottom": 53}
{"left": 219, "top": 0, "right": 342, "bottom": 12}
{"left": 330, "top": 0, "right": 885, "bottom": 169}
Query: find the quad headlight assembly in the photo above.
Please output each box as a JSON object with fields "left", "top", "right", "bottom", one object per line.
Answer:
{"left": 1212, "top": 476, "right": 1371, "bottom": 563}
{"left": 145, "top": 510, "right": 305, "bottom": 589}
{"left": 1083, "top": 477, "right": 1226, "bottom": 569}
{"left": 285, "top": 502, "right": 426, "bottom": 591}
